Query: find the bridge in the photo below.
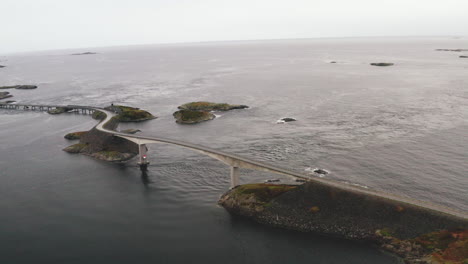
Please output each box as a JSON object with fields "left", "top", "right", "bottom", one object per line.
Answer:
{"left": 1, "top": 102, "right": 467, "bottom": 220}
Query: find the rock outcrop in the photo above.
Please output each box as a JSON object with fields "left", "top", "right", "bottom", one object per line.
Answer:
{"left": 277, "top": 117, "right": 296, "bottom": 123}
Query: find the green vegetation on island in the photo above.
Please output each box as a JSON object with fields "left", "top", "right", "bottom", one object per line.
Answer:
{"left": 370, "top": 63, "right": 394, "bottom": 67}
{"left": 91, "top": 105, "right": 156, "bottom": 122}
{"left": 173, "top": 109, "right": 215, "bottom": 124}
{"left": 109, "top": 105, "right": 156, "bottom": 122}
{"left": 173, "top": 101, "right": 248, "bottom": 124}
{"left": 178, "top": 101, "right": 248, "bottom": 111}
{"left": 64, "top": 131, "right": 87, "bottom": 140}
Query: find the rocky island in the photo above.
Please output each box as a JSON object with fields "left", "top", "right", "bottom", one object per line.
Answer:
{"left": 71, "top": 52, "right": 97, "bottom": 55}
{"left": 63, "top": 105, "right": 156, "bottom": 162}
{"left": 460, "top": 56, "right": 468, "bottom": 58}
{"left": 370, "top": 63, "right": 394, "bottom": 67}
{"left": 436, "top": 49, "right": 468, "bottom": 52}
{"left": 173, "top": 101, "right": 248, "bottom": 124}
{"left": 219, "top": 182, "right": 467, "bottom": 264}
{"left": 0, "top": 85, "right": 38, "bottom": 89}
{"left": 0, "top": 65, "right": 5, "bottom": 68}
{"left": 173, "top": 109, "right": 215, "bottom": 124}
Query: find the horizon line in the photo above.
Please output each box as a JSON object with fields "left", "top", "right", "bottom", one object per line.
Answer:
{"left": 1, "top": 34, "right": 466, "bottom": 56}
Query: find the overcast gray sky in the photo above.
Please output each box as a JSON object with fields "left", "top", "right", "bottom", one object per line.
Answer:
{"left": 1, "top": 0, "right": 467, "bottom": 54}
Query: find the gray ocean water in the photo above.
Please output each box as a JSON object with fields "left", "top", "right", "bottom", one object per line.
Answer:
{"left": 0, "top": 37, "right": 467, "bottom": 263}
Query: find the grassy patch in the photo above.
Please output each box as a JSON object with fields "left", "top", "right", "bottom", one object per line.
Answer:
{"left": 380, "top": 228, "right": 393, "bottom": 237}
{"left": 92, "top": 111, "right": 106, "bottom": 120}
{"left": 233, "top": 184, "right": 296, "bottom": 203}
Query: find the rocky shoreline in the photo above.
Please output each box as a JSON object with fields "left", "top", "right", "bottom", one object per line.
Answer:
{"left": 219, "top": 183, "right": 467, "bottom": 264}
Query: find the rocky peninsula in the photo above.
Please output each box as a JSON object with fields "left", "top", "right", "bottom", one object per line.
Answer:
{"left": 63, "top": 105, "right": 156, "bottom": 162}
{"left": 173, "top": 101, "right": 248, "bottom": 124}
{"left": 219, "top": 183, "right": 467, "bottom": 264}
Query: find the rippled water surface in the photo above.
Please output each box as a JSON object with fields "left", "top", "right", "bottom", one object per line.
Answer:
{"left": 1, "top": 37, "right": 467, "bottom": 263}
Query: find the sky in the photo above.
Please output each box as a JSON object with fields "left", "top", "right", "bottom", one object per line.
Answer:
{"left": 1, "top": 0, "right": 468, "bottom": 54}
